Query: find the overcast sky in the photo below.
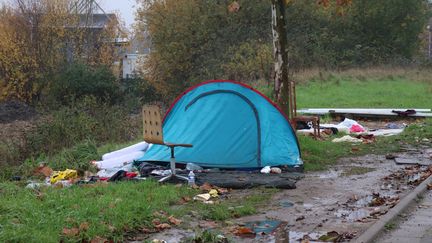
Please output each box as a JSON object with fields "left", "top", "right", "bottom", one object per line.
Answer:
{"left": 99, "top": 0, "right": 136, "bottom": 29}
{"left": 0, "top": 0, "right": 137, "bottom": 29}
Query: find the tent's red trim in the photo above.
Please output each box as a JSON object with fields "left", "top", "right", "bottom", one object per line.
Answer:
{"left": 164, "top": 80, "right": 289, "bottom": 122}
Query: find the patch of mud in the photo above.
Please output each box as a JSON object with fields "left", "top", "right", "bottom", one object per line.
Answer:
{"left": 230, "top": 149, "right": 431, "bottom": 242}
{"left": 341, "top": 166, "right": 375, "bottom": 177}
{"left": 136, "top": 148, "right": 431, "bottom": 243}
{"left": 128, "top": 228, "right": 195, "bottom": 243}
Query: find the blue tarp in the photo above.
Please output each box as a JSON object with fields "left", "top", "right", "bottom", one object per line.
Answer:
{"left": 138, "top": 80, "right": 302, "bottom": 169}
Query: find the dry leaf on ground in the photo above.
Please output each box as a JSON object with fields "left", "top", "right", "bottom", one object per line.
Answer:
{"left": 168, "top": 216, "right": 182, "bottom": 225}
{"left": 62, "top": 227, "right": 79, "bottom": 236}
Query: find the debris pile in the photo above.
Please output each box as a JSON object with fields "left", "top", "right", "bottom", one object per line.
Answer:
{"left": 192, "top": 182, "right": 230, "bottom": 204}
{"left": 334, "top": 165, "right": 432, "bottom": 223}
{"left": 383, "top": 165, "right": 432, "bottom": 186}
{"left": 298, "top": 117, "right": 408, "bottom": 143}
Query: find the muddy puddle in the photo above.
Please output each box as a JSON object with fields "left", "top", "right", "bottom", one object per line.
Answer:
{"left": 134, "top": 147, "right": 431, "bottom": 243}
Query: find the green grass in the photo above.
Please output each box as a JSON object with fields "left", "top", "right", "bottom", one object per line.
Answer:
{"left": 384, "top": 222, "right": 396, "bottom": 231}
{"left": 179, "top": 189, "right": 275, "bottom": 221}
{"left": 0, "top": 180, "right": 272, "bottom": 242}
{"left": 0, "top": 180, "right": 191, "bottom": 242}
{"left": 296, "top": 76, "right": 432, "bottom": 108}
{"left": 253, "top": 72, "right": 432, "bottom": 171}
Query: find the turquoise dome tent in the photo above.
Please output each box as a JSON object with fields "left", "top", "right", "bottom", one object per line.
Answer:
{"left": 138, "top": 80, "right": 302, "bottom": 169}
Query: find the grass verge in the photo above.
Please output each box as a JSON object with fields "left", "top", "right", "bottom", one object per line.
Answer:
{"left": 0, "top": 180, "right": 273, "bottom": 242}
{"left": 296, "top": 76, "right": 432, "bottom": 108}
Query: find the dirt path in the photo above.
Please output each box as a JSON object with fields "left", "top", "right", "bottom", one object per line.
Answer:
{"left": 144, "top": 147, "right": 431, "bottom": 243}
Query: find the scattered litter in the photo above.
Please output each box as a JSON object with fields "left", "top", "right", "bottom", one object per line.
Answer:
{"left": 102, "top": 142, "right": 149, "bottom": 160}
{"left": 138, "top": 162, "right": 164, "bottom": 177}
{"left": 188, "top": 171, "right": 196, "bottom": 186}
{"left": 54, "top": 180, "right": 73, "bottom": 188}
{"left": 332, "top": 135, "right": 362, "bottom": 143}
{"left": 215, "top": 234, "right": 228, "bottom": 242}
{"left": 350, "top": 124, "right": 365, "bottom": 133}
{"left": 186, "top": 163, "right": 203, "bottom": 171}
{"left": 386, "top": 123, "right": 406, "bottom": 129}
{"left": 105, "top": 170, "right": 138, "bottom": 182}
{"left": 270, "top": 167, "right": 282, "bottom": 174}
{"left": 335, "top": 208, "right": 371, "bottom": 222}
{"left": 243, "top": 220, "right": 282, "bottom": 235}
{"left": 94, "top": 151, "right": 145, "bottom": 170}
{"left": 50, "top": 169, "right": 78, "bottom": 184}
{"left": 408, "top": 173, "right": 422, "bottom": 184}
{"left": 260, "top": 166, "right": 271, "bottom": 174}
{"left": 25, "top": 181, "right": 48, "bottom": 189}
{"left": 96, "top": 163, "right": 131, "bottom": 178}
{"left": 151, "top": 239, "right": 167, "bottom": 243}
{"left": 319, "top": 231, "right": 357, "bottom": 242}
{"left": 193, "top": 193, "right": 211, "bottom": 202}
{"left": 303, "top": 203, "right": 313, "bottom": 211}
{"left": 368, "top": 128, "right": 404, "bottom": 137}
{"left": 151, "top": 170, "right": 171, "bottom": 177}
{"left": 233, "top": 226, "right": 255, "bottom": 237}
{"left": 209, "top": 189, "right": 219, "bottom": 198}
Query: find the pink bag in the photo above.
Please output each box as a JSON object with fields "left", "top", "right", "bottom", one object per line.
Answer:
{"left": 350, "top": 124, "right": 365, "bottom": 133}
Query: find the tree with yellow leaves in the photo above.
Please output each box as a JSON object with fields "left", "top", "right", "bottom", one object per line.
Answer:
{"left": 0, "top": 0, "right": 122, "bottom": 103}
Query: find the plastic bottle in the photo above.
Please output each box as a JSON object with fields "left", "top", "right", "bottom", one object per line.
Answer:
{"left": 188, "top": 171, "right": 195, "bottom": 186}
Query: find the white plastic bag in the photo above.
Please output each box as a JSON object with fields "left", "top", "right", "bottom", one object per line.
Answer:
{"left": 102, "top": 142, "right": 149, "bottom": 161}
{"left": 95, "top": 151, "right": 144, "bottom": 169}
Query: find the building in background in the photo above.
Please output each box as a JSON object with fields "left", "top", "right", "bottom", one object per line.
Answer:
{"left": 121, "top": 31, "right": 151, "bottom": 79}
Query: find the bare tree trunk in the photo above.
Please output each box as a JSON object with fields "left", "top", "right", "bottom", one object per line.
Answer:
{"left": 271, "top": 0, "right": 291, "bottom": 119}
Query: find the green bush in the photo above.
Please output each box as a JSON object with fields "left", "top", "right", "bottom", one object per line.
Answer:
{"left": 25, "top": 96, "right": 140, "bottom": 158}
{"left": 222, "top": 41, "right": 273, "bottom": 82}
{"left": 120, "top": 77, "right": 162, "bottom": 112}
{"left": 50, "top": 62, "right": 121, "bottom": 105}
